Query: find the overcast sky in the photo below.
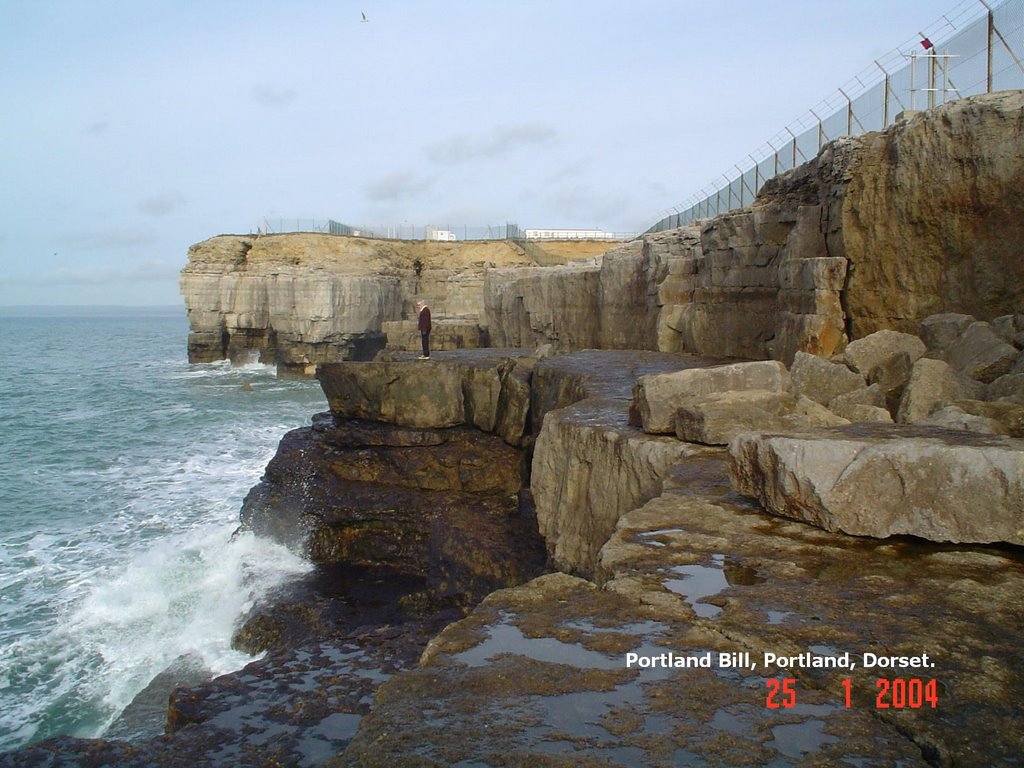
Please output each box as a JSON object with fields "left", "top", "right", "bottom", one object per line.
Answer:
{"left": 1, "top": 0, "right": 959, "bottom": 305}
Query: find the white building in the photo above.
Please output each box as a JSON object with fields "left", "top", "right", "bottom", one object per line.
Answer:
{"left": 425, "top": 226, "right": 457, "bottom": 241}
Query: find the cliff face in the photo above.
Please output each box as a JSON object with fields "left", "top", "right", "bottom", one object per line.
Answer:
{"left": 482, "top": 91, "right": 1024, "bottom": 363}
{"left": 838, "top": 91, "right": 1024, "bottom": 336}
{"left": 180, "top": 235, "right": 611, "bottom": 376}
{"left": 181, "top": 94, "right": 1022, "bottom": 373}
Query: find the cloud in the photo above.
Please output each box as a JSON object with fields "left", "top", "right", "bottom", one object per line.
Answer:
{"left": 84, "top": 120, "right": 108, "bottom": 136}
{"left": 425, "top": 123, "right": 558, "bottom": 166}
{"left": 57, "top": 229, "right": 158, "bottom": 250}
{"left": 138, "top": 191, "right": 186, "bottom": 217}
{"left": 252, "top": 85, "right": 297, "bottom": 107}
{"left": 364, "top": 171, "right": 434, "bottom": 202}
{"left": 542, "top": 158, "right": 591, "bottom": 186}
{"left": 532, "top": 184, "right": 634, "bottom": 228}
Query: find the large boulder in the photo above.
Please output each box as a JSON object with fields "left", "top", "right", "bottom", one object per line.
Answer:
{"left": 953, "top": 400, "right": 1024, "bottom": 438}
{"left": 919, "top": 313, "right": 975, "bottom": 359}
{"left": 867, "top": 351, "right": 914, "bottom": 413}
{"left": 319, "top": 361, "right": 464, "bottom": 428}
{"left": 790, "top": 351, "right": 866, "bottom": 406}
{"left": 988, "top": 373, "right": 1024, "bottom": 404}
{"left": 673, "top": 390, "right": 798, "bottom": 445}
{"left": 992, "top": 314, "right": 1024, "bottom": 349}
{"left": 945, "top": 321, "right": 1019, "bottom": 383}
{"left": 729, "top": 425, "right": 1024, "bottom": 545}
{"left": 632, "top": 361, "right": 791, "bottom": 434}
{"left": 896, "top": 358, "right": 985, "bottom": 424}
{"left": 918, "top": 405, "right": 1007, "bottom": 435}
{"left": 318, "top": 354, "right": 536, "bottom": 442}
{"left": 840, "top": 330, "right": 925, "bottom": 376}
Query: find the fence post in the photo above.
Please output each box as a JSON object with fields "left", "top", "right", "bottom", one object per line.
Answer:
{"left": 929, "top": 51, "right": 937, "bottom": 109}
{"left": 839, "top": 88, "right": 853, "bottom": 136}
{"left": 786, "top": 128, "right": 798, "bottom": 169}
{"left": 874, "top": 61, "right": 891, "bottom": 127}
{"left": 810, "top": 109, "right": 824, "bottom": 150}
{"left": 988, "top": 8, "right": 995, "bottom": 91}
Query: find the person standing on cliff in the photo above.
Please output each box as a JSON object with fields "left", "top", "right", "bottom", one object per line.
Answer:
{"left": 416, "top": 300, "right": 432, "bottom": 359}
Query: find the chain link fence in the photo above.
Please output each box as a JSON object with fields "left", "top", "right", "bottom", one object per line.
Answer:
{"left": 256, "top": 219, "right": 638, "bottom": 242}
{"left": 648, "top": 0, "right": 1024, "bottom": 233}
{"left": 254, "top": 218, "right": 522, "bottom": 240}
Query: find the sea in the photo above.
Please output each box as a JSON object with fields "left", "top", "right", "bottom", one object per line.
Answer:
{"left": 0, "top": 307, "right": 327, "bottom": 751}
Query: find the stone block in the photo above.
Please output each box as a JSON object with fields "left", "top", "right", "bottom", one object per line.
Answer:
{"left": 897, "top": 358, "right": 985, "bottom": 424}
{"left": 729, "top": 425, "right": 1024, "bottom": 545}
{"left": 992, "top": 314, "right": 1024, "bottom": 348}
{"left": 987, "top": 373, "right": 1024, "bottom": 404}
{"left": 829, "top": 403, "right": 894, "bottom": 423}
{"left": 919, "top": 405, "right": 1007, "bottom": 436}
{"left": 953, "top": 399, "right": 1024, "bottom": 438}
{"left": 867, "top": 351, "right": 914, "bottom": 414}
{"left": 673, "top": 390, "right": 798, "bottom": 445}
{"left": 633, "top": 361, "right": 791, "bottom": 434}
{"left": 829, "top": 383, "right": 887, "bottom": 411}
{"left": 842, "top": 330, "right": 925, "bottom": 376}
{"left": 946, "top": 321, "right": 1019, "bottom": 383}
{"left": 319, "top": 361, "right": 465, "bottom": 429}
{"left": 790, "top": 351, "right": 866, "bottom": 406}
{"left": 918, "top": 313, "right": 974, "bottom": 359}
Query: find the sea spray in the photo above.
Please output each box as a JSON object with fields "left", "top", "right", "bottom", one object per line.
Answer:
{"left": 0, "top": 310, "right": 326, "bottom": 749}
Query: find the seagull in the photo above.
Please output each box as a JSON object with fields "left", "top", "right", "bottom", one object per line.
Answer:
{"left": 361, "top": 12, "right": 368, "bottom": 22}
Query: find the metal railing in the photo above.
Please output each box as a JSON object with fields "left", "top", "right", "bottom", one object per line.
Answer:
{"left": 648, "top": 0, "right": 1024, "bottom": 233}
{"left": 255, "top": 219, "right": 521, "bottom": 241}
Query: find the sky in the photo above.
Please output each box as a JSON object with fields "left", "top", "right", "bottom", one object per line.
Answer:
{"left": 0, "top": 0, "right": 965, "bottom": 305}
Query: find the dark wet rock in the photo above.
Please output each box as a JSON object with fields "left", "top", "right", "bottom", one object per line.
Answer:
{"left": 104, "top": 655, "right": 213, "bottom": 742}
{"left": 328, "top": 449, "right": 1024, "bottom": 766}
{"left": 240, "top": 420, "right": 540, "bottom": 601}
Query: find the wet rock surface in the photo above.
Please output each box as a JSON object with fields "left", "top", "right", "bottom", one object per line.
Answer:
{"left": 7, "top": 347, "right": 1023, "bottom": 767}
{"left": 338, "top": 454, "right": 1024, "bottom": 767}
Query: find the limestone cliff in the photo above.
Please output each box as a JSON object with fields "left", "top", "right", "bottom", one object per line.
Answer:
{"left": 482, "top": 91, "right": 1024, "bottom": 363}
{"left": 179, "top": 234, "right": 610, "bottom": 376}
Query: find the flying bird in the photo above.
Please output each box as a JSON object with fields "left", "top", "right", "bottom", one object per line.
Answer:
{"left": 361, "top": 12, "right": 368, "bottom": 22}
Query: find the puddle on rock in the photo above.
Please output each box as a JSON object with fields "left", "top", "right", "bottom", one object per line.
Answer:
{"left": 663, "top": 554, "right": 766, "bottom": 619}
{"left": 453, "top": 618, "right": 621, "bottom": 669}
{"left": 637, "top": 527, "right": 685, "bottom": 548}
{"left": 768, "top": 717, "right": 840, "bottom": 758}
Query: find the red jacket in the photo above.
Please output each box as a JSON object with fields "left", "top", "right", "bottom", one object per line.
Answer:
{"left": 418, "top": 305, "right": 432, "bottom": 333}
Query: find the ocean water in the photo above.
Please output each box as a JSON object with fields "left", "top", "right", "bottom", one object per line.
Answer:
{"left": 0, "top": 308, "right": 326, "bottom": 750}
